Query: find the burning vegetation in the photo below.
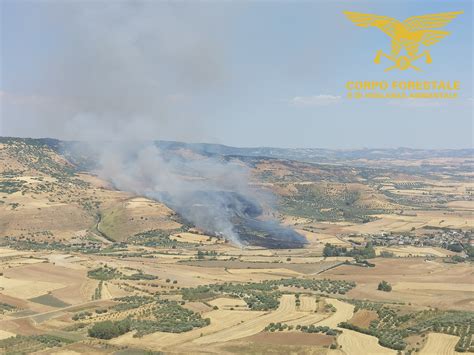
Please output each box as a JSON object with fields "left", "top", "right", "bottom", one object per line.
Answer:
{"left": 161, "top": 190, "right": 307, "bottom": 249}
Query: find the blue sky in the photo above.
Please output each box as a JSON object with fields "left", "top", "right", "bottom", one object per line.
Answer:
{"left": 1, "top": 0, "right": 472, "bottom": 148}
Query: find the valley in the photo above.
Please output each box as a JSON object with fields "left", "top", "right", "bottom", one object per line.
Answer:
{"left": 0, "top": 138, "right": 472, "bottom": 354}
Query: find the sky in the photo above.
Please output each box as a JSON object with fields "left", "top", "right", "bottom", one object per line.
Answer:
{"left": 0, "top": 0, "right": 472, "bottom": 149}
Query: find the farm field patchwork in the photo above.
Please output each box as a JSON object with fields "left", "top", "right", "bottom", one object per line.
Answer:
{"left": 0, "top": 138, "right": 473, "bottom": 354}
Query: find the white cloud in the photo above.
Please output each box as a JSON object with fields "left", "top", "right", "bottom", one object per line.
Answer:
{"left": 290, "top": 94, "right": 341, "bottom": 107}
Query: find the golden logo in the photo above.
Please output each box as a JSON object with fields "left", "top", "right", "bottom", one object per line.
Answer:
{"left": 343, "top": 11, "right": 463, "bottom": 71}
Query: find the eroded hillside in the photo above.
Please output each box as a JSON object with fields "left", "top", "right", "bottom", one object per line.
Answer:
{"left": 0, "top": 138, "right": 181, "bottom": 244}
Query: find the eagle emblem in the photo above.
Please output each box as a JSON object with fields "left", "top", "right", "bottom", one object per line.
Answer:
{"left": 343, "top": 11, "right": 463, "bottom": 71}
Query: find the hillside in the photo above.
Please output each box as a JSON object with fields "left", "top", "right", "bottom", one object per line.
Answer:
{"left": 1, "top": 137, "right": 472, "bottom": 246}
{"left": 0, "top": 138, "right": 181, "bottom": 244}
{"left": 0, "top": 137, "right": 473, "bottom": 355}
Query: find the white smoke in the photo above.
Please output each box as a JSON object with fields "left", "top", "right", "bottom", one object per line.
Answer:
{"left": 94, "top": 140, "right": 255, "bottom": 245}
{"left": 5, "top": 2, "right": 305, "bottom": 246}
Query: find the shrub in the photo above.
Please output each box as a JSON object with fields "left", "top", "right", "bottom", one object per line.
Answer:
{"left": 378, "top": 281, "right": 392, "bottom": 292}
{"left": 380, "top": 251, "right": 395, "bottom": 258}
{"left": 72, "top": 311, "right": 92, "bottom": 321}
{"left": 88, "top": 319, "right": 131, "bottom": 339}
{"left": 324, "top": 242, "right": 375, "bottom": 259}
{"left": 87, "top": 266, "right": 122, "bottom": 281}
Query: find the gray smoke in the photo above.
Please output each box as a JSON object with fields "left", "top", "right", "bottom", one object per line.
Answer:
{"left": 95, "top": 140, "right": 259, "bottom": 246}
{"left": 9, "top": 2, "right": 306, "bottom": 246}
{"left": 91, "top": 140, "right": 306, "bottom": 247}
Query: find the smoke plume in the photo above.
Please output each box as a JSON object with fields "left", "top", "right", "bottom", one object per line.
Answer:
{"left": 6, "top": 2, "right": 306, "bottom": 247}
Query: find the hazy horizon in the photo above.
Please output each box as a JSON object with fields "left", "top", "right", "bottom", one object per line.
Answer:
{"left": 1, "top": 134, "right": 473, "bottom": 151}
{"left": 1, "top": 0, "right": 472, "bottom": 149}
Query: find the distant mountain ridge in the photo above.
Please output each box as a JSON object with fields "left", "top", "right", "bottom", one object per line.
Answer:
{"left": 1, "top": 137, "right": 472, "bottom": 165}
{"left": 154, "top": 141, "right": 473, "bottom": 162}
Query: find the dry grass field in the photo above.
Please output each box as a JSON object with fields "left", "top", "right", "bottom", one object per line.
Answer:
{"left": 341, "top": 211, "right": 473, "bottom": 235}
{"left": 98, "top": 197, "right": 182, "bottom": 241}
{"left": 0, "top": 330, "right": 16, "bottom": 340}
{"left": 324, "top": 258, "right": 474, "bottom": 311}
{"left": 375, "top": 246, "right": 453, "bottom": 257}
{"left": 170, "top": 232, "right": 222, "bottom": 244}
{"left": 109, "top": 309, "right": 267, "bottom": 349}
{"left": 419, "top": 333, "right": 461, "bottom": 355}
{"left": 0, "top": 275, "right": 65, "bottom": 299}
{"left": 1, "top": 138, "right": 473, "bottom": 354}
{"left": 244, "top": 332, "right": 334, "bottom": 347}
{"left": 336, "top": 329, "right": 396, "bottom": 355}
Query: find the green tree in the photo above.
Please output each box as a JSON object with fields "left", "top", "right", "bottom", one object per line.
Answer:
{"left": 377, "top": 280, "right": 392, "bottom": 292}
{"left": 88, "top": 319, "right": 131, "bottom": 339}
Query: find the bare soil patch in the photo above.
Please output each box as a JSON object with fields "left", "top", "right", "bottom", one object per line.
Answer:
{"left": 349, "top": 309, "right": 378, "bottom": 328}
